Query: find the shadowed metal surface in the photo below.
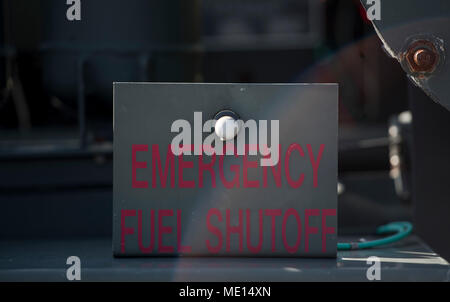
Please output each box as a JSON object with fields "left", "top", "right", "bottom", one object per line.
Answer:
{"left": 0, "top": 235, "right": 448, "bottom": 281}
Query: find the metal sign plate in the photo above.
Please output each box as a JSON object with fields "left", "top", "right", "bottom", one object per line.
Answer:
{"left": 113, "top": 83, "right": 337, "bottom": 257}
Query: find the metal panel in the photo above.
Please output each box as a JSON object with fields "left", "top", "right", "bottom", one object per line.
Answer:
{"left": 113, "top": 83, "right": 337, "bottom": 257}
{"left": 361, "top": 0, "right": 450, "bottom": 110}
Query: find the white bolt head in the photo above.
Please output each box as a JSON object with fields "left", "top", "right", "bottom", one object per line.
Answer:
{"left": 215, "top": 116, "right": 239, "bottom": 141}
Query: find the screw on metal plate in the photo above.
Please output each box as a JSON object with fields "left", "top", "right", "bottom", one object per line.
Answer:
{"left": 404, "top": 39, "right": 440, "bottom": 75}
{"left": 213, "top": 109, "right": 240, "bottom": 141}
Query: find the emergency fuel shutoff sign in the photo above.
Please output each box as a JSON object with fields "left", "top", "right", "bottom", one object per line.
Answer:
{"left": 113, "top": 83, "right": 338, "bottom": 257}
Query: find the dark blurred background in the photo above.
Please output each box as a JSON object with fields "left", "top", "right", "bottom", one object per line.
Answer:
{"left": 0, "top": 0, "right": 424, "bottom": 257}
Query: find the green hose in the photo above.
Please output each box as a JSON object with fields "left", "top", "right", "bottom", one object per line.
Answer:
{"left": 337, "top": 221, "right": 413, "bottom": 250}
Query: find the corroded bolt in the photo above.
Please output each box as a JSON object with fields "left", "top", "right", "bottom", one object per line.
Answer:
{"left": 414, "top": 49, "right": 436, "bottom": 69}
{"left": 405, "top": 40, "right": 439, "bottom": 74}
